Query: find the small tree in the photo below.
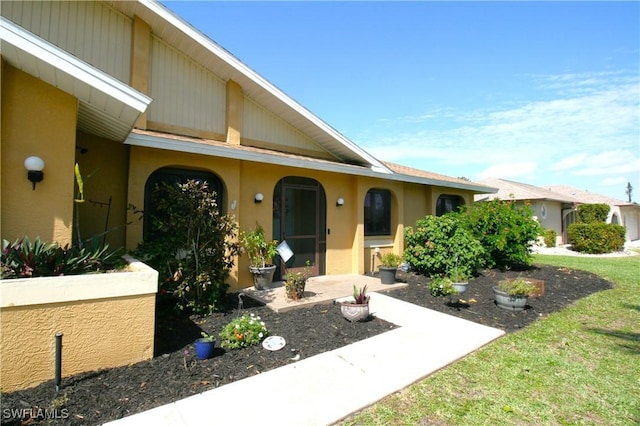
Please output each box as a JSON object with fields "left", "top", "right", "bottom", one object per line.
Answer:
{"left": 133, "top": 180, "right": 240, "bottom": 315}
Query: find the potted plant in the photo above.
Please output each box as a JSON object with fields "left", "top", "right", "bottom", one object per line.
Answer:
{"left": 218, "top": 313, "right": 268, "bottom": 349}
{"left": 284, "top": 263, "right": 311, "bottom": 300}
{"left": 448, "top": 267, "right": 472, "bottom": 295}
{"left": 429, "top": 276, "right": 459, "bottom": 298}
{"left": 340, "top": 285, "right": 370, "bottom": 322}
{"left": 240, "top": 224, "right": 278, "bottom": 290}
{"left": 493, "top": 277, "right": 537, "bottom": 311}
{"left": 194, "top": 332, "right": 216, "bottom": 360}
{"left": 378, "top": 252, "right": 402, "bottom": 284}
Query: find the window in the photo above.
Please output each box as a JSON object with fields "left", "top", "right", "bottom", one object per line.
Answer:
{"left": 436, "top": 195, "right": 464, "bottom": 216}
{"left": 365, "top": 189, "right": 391, "bottom": 236}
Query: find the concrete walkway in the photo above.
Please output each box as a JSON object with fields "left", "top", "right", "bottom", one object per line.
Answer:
{"left": 105, "top": 290, "right": 505, "bottom": 426}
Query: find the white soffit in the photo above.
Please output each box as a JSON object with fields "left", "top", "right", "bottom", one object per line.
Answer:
{"left": 0, "top": 17, "right": 152, "bottom": 142}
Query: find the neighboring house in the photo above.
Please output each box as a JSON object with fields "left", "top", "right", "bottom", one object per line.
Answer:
{"left": 545, "top": 185, "right": 640, "bottom": 242}
{"left": 475, "top": 178, "right": 579, "bottom": 245}
{"left": 1, "top": 0, "right": 496, "bottom": 291}
{"left": 476, "top": 178, "right": 640, "bottom": 244}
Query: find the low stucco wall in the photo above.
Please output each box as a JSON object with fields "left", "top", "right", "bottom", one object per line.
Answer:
{"left": 0, "top": 257, "right": 158, "bottom": 392}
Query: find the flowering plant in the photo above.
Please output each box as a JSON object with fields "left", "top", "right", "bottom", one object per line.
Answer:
{"left": 429, "top": 276, "right": 458, "bottom": 297}
{"left": 219, "top": 313, "right": 268, "bottom": 349}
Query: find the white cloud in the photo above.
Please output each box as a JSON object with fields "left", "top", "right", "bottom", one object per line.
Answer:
{"left": 357, "top": 70, "right": 639, "bottom": 193}
{"left": 602, "top": 176, "right": 627, "bottom": 186}
{"left": 477, "top": 162, "right": 537, "bottom": 180}
{"left": 550, "top": 153, "right": 589, "bottom": 171}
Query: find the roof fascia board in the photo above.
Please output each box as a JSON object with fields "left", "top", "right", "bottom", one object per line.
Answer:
{"left": 140, "top": 0, "right": 391, "bottom": 174}
{"left": 125, "top": 132, "right": 493, "bottom": 193}
{"left": 0, "top": 17, "right": 152, "bottom": 112}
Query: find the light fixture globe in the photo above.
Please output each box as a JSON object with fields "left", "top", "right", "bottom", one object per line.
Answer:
{"left": 254, "top": 193, "right": 264, "bottom": 203}
{"left": 24, "top": 156, "right": 45, "bottom": 172}
{"left": 24, "top": 156, "right": 45, "bottom": 190}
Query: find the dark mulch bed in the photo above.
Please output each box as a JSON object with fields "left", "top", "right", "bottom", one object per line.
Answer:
{"left": 1, "top": 265, "right": 613, "bottom": 425}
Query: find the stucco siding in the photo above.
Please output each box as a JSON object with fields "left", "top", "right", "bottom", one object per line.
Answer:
{"left": 1, "top": 65, "right": 77, "bottom": 245}
{"left": 1, "top": 279, "right": 155, "bottom": 393}
{"left": 621, "top": 207, "right": 640, "bottom": 241}
{"left": 1, "top": 1, "right": 131, "bottom": 84}
{"left": 74, "top": 132, "right": 130, "bottom": 249}
{"left": 148, "top": 36, "right": 226, "bottom": 136}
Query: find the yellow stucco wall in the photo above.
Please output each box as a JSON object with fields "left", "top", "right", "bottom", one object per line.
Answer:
{"left": 74, "top": 131, "right": 130, "bottom": 249}
{"left": 0, "top": 293, "right": 155, "bottom": 392}
{"left": 126, "top": 147, "right": 404, "bottom": 290}
{"left": 403, "top": 182, "right": 432, "bottom": 229}
{"left": 1, "top": 65, "right": 77, "bottom": 245}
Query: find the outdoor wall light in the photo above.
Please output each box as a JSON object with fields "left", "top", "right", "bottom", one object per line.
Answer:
{"left": 336, "top": 197, "right": 344, "bottom": 207}
{"left": 24, "top": 156, "right": 45, "bottom": 190}
{"left": 254, "top": 193, "right": 264, "bottom": 204}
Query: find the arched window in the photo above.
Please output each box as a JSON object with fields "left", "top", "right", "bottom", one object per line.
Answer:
{"left": 611, "top": 213, "right": 619, "bottom": 224}
{"left": 365, "top": 189, "right": 391, "bottom": 236}
{"left": 143, "top": 167, "right": 223, "bottom": 241}
{"left": 436, "top": 194, "right": 464, "bottom": 216}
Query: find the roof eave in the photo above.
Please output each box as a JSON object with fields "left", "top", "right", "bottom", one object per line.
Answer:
{"left": 125, "top": 132, "right": 486, "bottom": 192}
{"left": 0, "top": 17, "right": 152, "bottom": 141}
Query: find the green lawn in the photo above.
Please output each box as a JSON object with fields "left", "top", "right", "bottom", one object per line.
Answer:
{"left": 343, "top": 254, "right": 640, "bottom": 425}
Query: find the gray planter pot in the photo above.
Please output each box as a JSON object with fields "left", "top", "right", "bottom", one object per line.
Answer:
{"left": 378, "top": 266, "right": 397, "bottom": 284}
{"left": 453, "top": 282, "right": 468, "bottom": 295}
{"left": 493, "top": 286, "right": 529, "bottom": 311}
{"left": 249, "top": 265, "right": 276, "bottom": 290}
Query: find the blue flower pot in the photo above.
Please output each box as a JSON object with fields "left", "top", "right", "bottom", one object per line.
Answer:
{"left": 194, "top": 338, "right": 216, "bottom": 360}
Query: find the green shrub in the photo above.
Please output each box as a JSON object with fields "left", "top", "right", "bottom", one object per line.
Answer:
{"left": 568, "top": 222, "right": 625, "bottom": 254}
{"left": 404, "top": 214, "right": 484, "bottom": 277}
{"left": 1, "top": 236, "right": 123, "bottom": 279}
{"left": 577, "top": 203, "right": 609, "bottom": 223}
{"left": 544, "top": 229, "right": 557, "bottom": 248}
{"left": 133, "top": 180, "right": 240, "bottom": 315}
{"left": 459, "top": 199, "right": 543, "bottom": 269}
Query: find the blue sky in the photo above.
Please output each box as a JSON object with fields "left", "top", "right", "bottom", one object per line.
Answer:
{"left": 162, "top": 1, "right": 639, "bottom": 202}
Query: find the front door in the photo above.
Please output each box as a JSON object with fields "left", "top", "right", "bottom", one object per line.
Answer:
{"left": 274, "top": 177, "right": 326, "bottom": 279}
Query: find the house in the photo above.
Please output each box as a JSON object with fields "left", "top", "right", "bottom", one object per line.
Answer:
{"left": 475, "top": 178, "right": 640, "bottom": 244}
{"left": 545, "top": 185, "right": 640, "bottom": 242}
{"left": 1, "top": 0, "right": 496, "bottom": 292}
